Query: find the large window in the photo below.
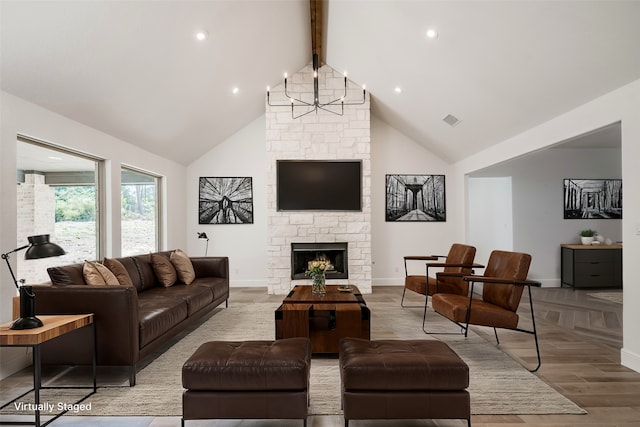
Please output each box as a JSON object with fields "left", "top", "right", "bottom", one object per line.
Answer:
{"left": 121, "top": 167, "right": 160, "bottom": 256}
{"left": 16, "top": 137, "right": 101, "bottom": 284}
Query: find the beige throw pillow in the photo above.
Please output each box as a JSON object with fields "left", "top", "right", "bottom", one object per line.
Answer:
{"left": 103, "top": 258, "right": 133, "bottom": 286}
{"left": 83, "top": 260, "right": 120, "bottom": 286}
{"left": 170, "top": 249, "right": 196, "bottom": 285}
{"left": 151, "top": 253, "right": 177, "bottom": 287}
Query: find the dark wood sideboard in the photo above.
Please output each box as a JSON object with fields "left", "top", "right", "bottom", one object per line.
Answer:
{"left": 561, "top": 244, "right": 622, "bottom": 289}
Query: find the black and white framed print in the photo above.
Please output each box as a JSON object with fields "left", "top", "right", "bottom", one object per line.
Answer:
{"left": 563, "top": 178, "right": 622, "bottom": 219}
{"left": 199, "top": 177, "right": 254, "bottom": 224}
{"left": 385, "top": 174, "right": 446, "bottom": 222}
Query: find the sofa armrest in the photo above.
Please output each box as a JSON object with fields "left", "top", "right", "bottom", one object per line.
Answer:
{"left": 191, "top": 256, "right": 229, "bottom": 279}
{"left": 32, "top": 284, "right": 140, "bottom": 366}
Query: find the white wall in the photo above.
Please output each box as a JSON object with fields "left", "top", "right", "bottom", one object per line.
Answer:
{"left": 453, "top": 78, "right": 640, "bottom": 373}
{"left": 467, "top": 177, "right": 513, "bottom": 264}
{"left": 370, "top": 116, "right": 457, "bottom": 283}
{"left": 186, "top": 116, "right": 267, "bottom": 286}
{"left": 184, "top": 114, "right": 455, "bottom": 287}
{"left": 0, "top": 91, "right": 187, "bottom": 379}
{"left": 469, "top": 148, "right": 622, "bottom": 285}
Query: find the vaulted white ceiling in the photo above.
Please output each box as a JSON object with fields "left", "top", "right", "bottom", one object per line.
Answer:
{"left": 2, "top": 1, "right": 639, "bottom": 166}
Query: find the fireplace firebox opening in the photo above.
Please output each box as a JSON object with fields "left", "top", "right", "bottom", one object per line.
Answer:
{"left": 291, "top": 242, "right": 348, "bottom": 280}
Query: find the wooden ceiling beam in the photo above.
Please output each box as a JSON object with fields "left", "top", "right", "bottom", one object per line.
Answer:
{"left": 310, "top": 0, "right": 324, "bottom": 66}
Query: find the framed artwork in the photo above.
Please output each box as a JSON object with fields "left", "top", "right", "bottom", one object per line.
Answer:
{"left": 385, "top": 174, "right": 446, "bottom": 222}
{"left": 199, "top": 177, "right": 254, "bottom": 224}
{"left": 563, "top": 178, "right": 622, "bottom": 219}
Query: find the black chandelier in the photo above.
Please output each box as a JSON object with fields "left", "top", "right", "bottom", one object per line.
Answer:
{"left": 266, "top": 53, "right": 366, "bottom": 119}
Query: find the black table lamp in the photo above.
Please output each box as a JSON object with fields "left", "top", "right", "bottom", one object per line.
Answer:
{"left": 197, "top": 232, "right": 210, "bottom": 256}
{"left": 2, "top": 234, "right": 65, "bottom": 330}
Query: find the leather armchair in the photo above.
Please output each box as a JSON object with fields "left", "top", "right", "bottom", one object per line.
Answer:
{"left": 401, "top": 243, "right": 479, "bottom": 332}
{"left": 431, "top": 250, "right": 542, "bottom": 372}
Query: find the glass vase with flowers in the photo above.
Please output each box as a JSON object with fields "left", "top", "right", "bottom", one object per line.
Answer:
{"left": 305, "top": 259, "right": 333, "bottom": 295}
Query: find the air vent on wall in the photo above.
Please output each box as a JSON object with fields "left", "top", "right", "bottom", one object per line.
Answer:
{"left": 443, "top": 114, "right": 461, "bottom": 127}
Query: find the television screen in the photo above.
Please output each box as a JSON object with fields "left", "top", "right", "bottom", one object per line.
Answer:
{"left": 277, "top": 160, "right": 362, "bottom": 211}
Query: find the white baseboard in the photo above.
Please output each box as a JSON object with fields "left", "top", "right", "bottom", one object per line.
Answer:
{"left": 372, "top": 278, "right": 404, "bottom": 286}
{"left": 371, "top": 278, "right": 563, "bottom": 288}
{"left": 231, "top": 280, "right": 408, "bottom": 287}
{"left": 229, "top": 279, "right": 268, "bottom": 287}
{"left": 621, "top": 348, "right": 640, "bottom": 374}
{"left": 539, "top": 278, "right": 561, "bottom": 287}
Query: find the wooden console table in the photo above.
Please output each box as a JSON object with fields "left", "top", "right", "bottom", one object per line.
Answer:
{"left": 0, "top": 314, "right": 96, "bottom": 427}
{"left": 561, "top": 244, "right": 622, "bottom": 289}
{"left": 275, "top": 285, "right": 370, "bottom": 353}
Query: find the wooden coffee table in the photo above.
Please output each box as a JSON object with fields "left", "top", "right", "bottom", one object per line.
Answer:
{"left": 275, "top": 285, "right": 370, "bottom": 353}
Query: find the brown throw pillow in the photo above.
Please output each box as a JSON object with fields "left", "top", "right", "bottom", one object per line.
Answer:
{"left": 83, "top": 260, "right": 120, "bottom": 286}
{"left": 151, "top": 253, "right": 177, "bottom": 287}
{"left": 170, "top": 249, "right": 196, "bottom": 285}
{"left": 103, "top": 257, "right": 133, "bottom": 286}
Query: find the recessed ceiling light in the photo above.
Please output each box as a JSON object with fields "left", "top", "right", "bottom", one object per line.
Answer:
{"left": 426, "top": 28, "right": 438, "bottom": 39}
{"left": 232, "top": 87, "right": 239, "bottom": 95}
{"left": 47, "top": 156, "right": 62, "bottom": 161}
{"left": 195, "top": 30, "right": 208, "bottom": 41}
{"left": 394, "top": 86, "right": 403, "bottom": 94}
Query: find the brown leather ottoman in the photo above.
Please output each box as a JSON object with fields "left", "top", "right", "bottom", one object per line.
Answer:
{"left": 181, "top": 338, "right": 311, "bottom": 426}
{"left": 339, "top": 338, "right": 471, "bottom": 427}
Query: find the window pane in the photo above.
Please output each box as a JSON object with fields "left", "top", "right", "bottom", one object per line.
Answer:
{"left": 16, "top": 139, "right": 99, "bottom": 285}
{"left": 121, "top": 168, "right": 158, "bottom": 256}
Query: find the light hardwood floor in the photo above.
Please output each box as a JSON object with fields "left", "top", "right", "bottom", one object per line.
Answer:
{"left": 1, "top": 286, "right": 639, "bottom": 426}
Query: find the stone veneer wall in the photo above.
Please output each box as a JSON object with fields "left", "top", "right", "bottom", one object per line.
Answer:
{"left": 266, "top": 62, "right": 371, "bottom": 294}
{"left": 16, "top": 173, "right": 57, "bottom": 284}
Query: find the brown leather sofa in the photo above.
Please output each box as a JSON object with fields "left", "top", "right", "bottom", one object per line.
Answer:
{"left": 31, "top": 251, "right": 229, "bottom": 385}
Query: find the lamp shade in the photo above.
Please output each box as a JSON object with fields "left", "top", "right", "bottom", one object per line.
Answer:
{"left": 24, "top": 234, "right": 66, "bottom": 259}
{"left": 197, "top": 232, "right": 209, "bottom": 240}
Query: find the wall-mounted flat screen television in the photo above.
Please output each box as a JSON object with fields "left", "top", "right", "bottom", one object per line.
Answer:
{"left": 277, "top": 160, "right": 362, "bottom": 211}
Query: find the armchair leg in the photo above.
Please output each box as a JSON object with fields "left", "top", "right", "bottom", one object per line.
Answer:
{"left": 529, "top": 286, "right": 542, "bottom": 372}
{"left": 493, "top": 327, "right": 500, "bottom": 344}
{"left": 491, "top": 286, "right": 542, "bottom": 373}
{"left": 424, "top": 305, "right": 467, "bottom": 336}
{"left": 421, "top": 293, "right": 429, "bottom": 332}
{"left": 400, "top": 287, "right": 427, "bottom": 309}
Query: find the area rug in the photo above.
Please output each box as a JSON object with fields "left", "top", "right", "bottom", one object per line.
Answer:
{"left": 587, "top": 291, "right": 623, "bottom": 304}
{"left": 3, "top": 301, "right": 586, "bottom": 417}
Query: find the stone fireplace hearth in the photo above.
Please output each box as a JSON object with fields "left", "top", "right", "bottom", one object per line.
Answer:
{"left": 291, "top": 242, "right": 348, "bottom": 280}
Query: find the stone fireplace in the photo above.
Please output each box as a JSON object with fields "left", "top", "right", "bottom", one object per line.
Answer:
{"left": 265, "top": 61, "right": 372, "bottom": 294}
{"left": 291, "top": 242, "right": 348, "bottom": 280}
